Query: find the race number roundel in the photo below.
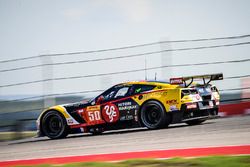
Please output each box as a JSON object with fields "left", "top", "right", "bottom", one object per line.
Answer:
{"left": 102, "top": 104, "right": 119, "bottom": 123}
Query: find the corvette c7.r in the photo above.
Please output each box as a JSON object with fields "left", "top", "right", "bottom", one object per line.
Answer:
{"left": 37, "top": 73, "right": 223, "bottom": 139}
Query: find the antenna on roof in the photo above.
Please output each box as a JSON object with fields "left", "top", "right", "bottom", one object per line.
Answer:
{"left": 155, "top": 72, "right": 157, "bottom": 81}
{"left": 144, "top": 56, "right": 147, "bottom": 80}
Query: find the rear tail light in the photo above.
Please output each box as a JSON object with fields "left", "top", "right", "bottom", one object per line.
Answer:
{"left": 181, "top": 89, "right": 198, "bottom": 98}
{"left": 215, "top": 99, "right": 220, "bottom": 105}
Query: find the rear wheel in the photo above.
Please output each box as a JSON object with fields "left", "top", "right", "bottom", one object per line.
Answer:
{"left": 41, "top": 110, "right": 69, "bottom": 139}
{"left": 186, "top": 119, "right": 205, "bottom": 126}
{"left": 140, "top": 101, "right": 169, "bottom": 129}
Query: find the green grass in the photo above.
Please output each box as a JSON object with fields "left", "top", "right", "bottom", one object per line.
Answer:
{"left": 0, "top": 131, "right": 36, "bottom": 141}
{"left": 15, "top": 155, "right": 250, "bottom": 167}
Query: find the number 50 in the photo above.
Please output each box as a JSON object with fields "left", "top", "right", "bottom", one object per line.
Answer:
{"left": 88, "top": 111, "right": 101, "bottom": 121}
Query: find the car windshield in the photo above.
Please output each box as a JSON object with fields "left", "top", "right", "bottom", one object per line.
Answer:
{"left": 88, "top": 90, "right": 106, "bottom": 103}
{"left": 88, "top": 85, "right": 118, "bottom": 104}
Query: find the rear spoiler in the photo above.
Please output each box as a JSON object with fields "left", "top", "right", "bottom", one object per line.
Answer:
{"left": 170, "top": 73, "right": 223, "bottom": 87}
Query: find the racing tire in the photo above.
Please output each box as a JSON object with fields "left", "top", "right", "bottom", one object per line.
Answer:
{"left": 140, "top": 100, "right": 169, "bottom": 129}
{"left": 185, "top": 119, "right": 205, "bottom": 126}
{"left": 41, "top": 110, "right": 69, "bottom": 139}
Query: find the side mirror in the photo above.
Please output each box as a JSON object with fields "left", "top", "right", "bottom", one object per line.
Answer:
{"left": 96, "top": 96, "right": 104, "bottom": 104}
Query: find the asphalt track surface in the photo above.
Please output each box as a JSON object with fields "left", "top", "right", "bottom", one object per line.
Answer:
{"left": 1, "top": 116, "right": 250, "bottom": 162}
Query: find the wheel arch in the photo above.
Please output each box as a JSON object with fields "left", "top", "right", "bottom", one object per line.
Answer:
{"left": 38, "top": 106, "right": 69, "bottom": 136}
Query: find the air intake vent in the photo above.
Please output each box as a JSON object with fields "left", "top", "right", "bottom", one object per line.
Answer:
{"left": 202, "top": 95, "right": 211, "bottom": 101}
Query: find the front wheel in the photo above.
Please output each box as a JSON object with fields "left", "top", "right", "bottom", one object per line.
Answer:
{"left": 140, "top": 101, "right": 169, "bottom": 129}
{"left": 41, "top": 110, "right": 69, "bottom": 139}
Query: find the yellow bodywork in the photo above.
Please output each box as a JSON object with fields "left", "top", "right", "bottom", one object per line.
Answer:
{"left": 124, "top": 81, "right": 198, "bottom": 112}
{"left": 38, "top": 105, "right": 70, "bottom": 120}
{"left": 37, "top": 105, "right": 72, "bottom": 129}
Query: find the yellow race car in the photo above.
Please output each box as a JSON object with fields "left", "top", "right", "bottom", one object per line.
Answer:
{"left": 37, "top": 74, "right": 222, "bottom": 139}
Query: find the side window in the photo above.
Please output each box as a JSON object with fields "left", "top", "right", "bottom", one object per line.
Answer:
{"left": 96, "top": 85, "right": 131, "bottom": 103}
{"left": 103, "top": 90, "right": 116, "bottom": 101}
{"left": 132, "top": 85, "right": 156, "bottom": 95}
{"left": 114, "top": 87, "right": 130, "bottom": 98}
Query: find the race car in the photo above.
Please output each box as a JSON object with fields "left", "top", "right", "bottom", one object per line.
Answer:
{"left": 37, "top": 74, "right": 222, "bottom": 139}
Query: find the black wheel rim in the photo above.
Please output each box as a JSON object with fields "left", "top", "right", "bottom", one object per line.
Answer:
{"left": 44, "top": 114, "right": 64, "bottom": 137}
{"left": 144, "top": 105, "right": 161, "bottom": 126}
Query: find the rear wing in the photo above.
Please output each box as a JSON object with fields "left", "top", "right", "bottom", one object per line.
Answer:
{"left": 170, "top": 73, "right": 223, "bottom": 87}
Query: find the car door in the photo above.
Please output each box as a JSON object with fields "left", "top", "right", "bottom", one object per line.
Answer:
{"left": 99, "top": 85, "right": 131, "bottom": 123}
{"left": 103, "top": 85, "right": 143, "bottom": 124}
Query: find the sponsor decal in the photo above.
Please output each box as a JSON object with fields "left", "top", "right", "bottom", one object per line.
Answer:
{"left": 66, "top": 118, "right": 79, "bottom": 125}
{"left": 118, "top": 102, "right": 137, "bottom": 111}
{"left": 102, "top": 104, "right": 119, "bottom": 123}
{"left": 77, "top": 109, "right": 84, "bottom": 114}
{"left": 166, "top": 99, "right": 178, "bottom": 105}
{"left": 187, "top": 103, "right": 197, "bottom": 109}
{"left": 67, "top": 119, "right": 74, "bottom": 124}
{"left": 196, "top": 94, "right": 201, "bottom": 100}
{"left": 77, "top": 108, "right": 86, "bottom": 119}
{"left": 86, "top": 105, "right": 101, "bottom": 122}
{"left": 137, "top": 92, "right": 166, "bottom": 100}
{"left": 189, "top": 94, "right": 202, "bottom": 102}
{"left": 170, "top": 78, "right": 183, "bottom": 84}
{"left": 170, "top": 105, "right": 178, "bottom": 111}
{"left": 77, "top": 106, "right": 103, "bottom": 122}
{"left": 86, "top": 105, "right": 100, "bottom": 111}
{"left": 120, "top": 115, "right": 134, "bottom": 121}
{"left": 135, "top": 88, "right": 142, "bottom": 93}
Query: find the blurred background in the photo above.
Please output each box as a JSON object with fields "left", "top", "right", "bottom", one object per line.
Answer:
{"left": 0, "top": 0, "right": 249, "bottom": 140}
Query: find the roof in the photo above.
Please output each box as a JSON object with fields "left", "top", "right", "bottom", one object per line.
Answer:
{"left": 119, "top": 80, "right": 179, "bottom": 88}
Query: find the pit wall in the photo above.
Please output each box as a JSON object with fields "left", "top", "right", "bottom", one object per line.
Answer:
{"left": 219, "top": 101, "right": 250, "bottom": 117}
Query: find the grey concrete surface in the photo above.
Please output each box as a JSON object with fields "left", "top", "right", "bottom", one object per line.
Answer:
{"left": 0, "top": 116, "right": 250, "bottom": 161}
